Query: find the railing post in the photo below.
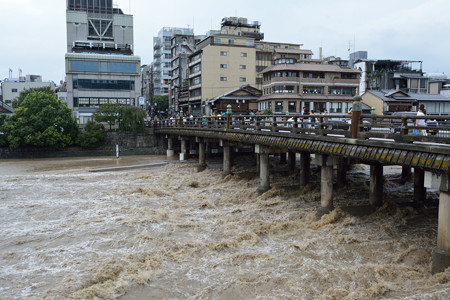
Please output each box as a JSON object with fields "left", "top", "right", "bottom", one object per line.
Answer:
{"left": 401, "top": 116, "right": 408, "bottom": 136}
{"left": 226, "top": 104, "right": 232, "bottom": 129}
{"left": 293, "top": 116, "right": 298, "bottom": 134}
{"left": 272, "top": 115, "right": 277, "bottom": 132}
{"left": 351, "top": 96, "right": 362, "bottom": 138}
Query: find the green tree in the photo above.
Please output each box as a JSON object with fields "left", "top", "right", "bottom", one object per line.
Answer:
{"left": 12, "top": 86, "right": 54, "bottom": 108}
{"left": 77, "top": 120, "right": 104, "bottom": 148}
{"left": 119, "top": 106, "right": 146, "bottom": 133}
{"left": 92, "top": 103, "right": 121, "bottom": 130}
{"left": 4, "top": 90, "right": 79, "bottom": 149}
{"left": 151, "top": 95, "right": 169, "bottom": 117}
{"left": 0, "top": 114, "right": 8, "bottom": 147}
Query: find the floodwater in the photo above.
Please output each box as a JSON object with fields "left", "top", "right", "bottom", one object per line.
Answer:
{"left": 1, "top": 155, "right": 450, "bottom": 299}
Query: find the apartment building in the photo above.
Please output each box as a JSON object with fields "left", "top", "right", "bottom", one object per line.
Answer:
{"left": 169, "top": 33, "right": 197, "bottom": 114}
{"left": 153, "top": 27, "right": 194, "bottom": 98}
{"left": 65, "top": 0, "right": 141, "bottom": 124}
{"left": 354, "top": 59, "right": 427, "bottom": 96}
{"left": 259, "top": 49, "right": 360, "bottom": 114}
{"left": 186, "top": 17, "right": 301, "bottom": 116}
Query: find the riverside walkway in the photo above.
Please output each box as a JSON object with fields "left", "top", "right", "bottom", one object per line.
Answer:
{"left": 153, "top": 112, "right": 450, "bottom": 273}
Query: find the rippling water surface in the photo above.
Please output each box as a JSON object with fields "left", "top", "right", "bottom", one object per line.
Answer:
{"left": 1, "top": 156, "right": 449, "bottom": 299}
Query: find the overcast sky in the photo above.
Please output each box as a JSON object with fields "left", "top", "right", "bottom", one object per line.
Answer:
{"left": 0, "top": 0, "right": 449, "bottom": 83}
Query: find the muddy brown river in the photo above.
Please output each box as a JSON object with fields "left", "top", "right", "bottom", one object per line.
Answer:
{"left": 1, "top": 155, "right": 449, "bottom": 299}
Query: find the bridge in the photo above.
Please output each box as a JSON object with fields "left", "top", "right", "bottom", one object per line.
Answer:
{"left": 153, "top": 111, "right": 450, "bottom": 274}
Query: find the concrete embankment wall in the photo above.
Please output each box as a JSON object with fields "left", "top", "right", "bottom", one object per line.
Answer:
{"left": 0, "top": 130, "right": 166, "bottom": 159}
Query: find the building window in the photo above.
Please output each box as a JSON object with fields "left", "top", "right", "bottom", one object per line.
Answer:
{"left": 273, "top": 85, "right": 295, "bottom": 93}
{"left": 269, "top": 45, "right": 277, "bottom": 50}
{"left": 303, "top": 86, "right": 324, "bottom": 94}
{"left": 220, "top": 64, "right": 227, "bottom": 69}
{"left": 191, "top": 64, "right": 201, "bottom": 73}
{"left": 70, "top": 60, "right": 99, "bottom": 72}
{"left": 220, "top": 51, "right": 227, "bottom": 56}
{"left": 341, "top": 73, "right": 357, "bottom": 79}
{"left": 246, "top": 41, "right": 254, "bottom": 47}
{"left": 73, "top": 79, "right": 135, "bottom": 90}
{"left": 275, "top": 101, "right": 283, "bottom": 113}
{"left": 289, "top": 101, "right": 296, "bottom": 113}
{"left": 100, "top": 61, "right": 108, "bottom": 72}
{"left": 214, "top": 38, "right": 221, "bottom": 44}
{"left": 330, "top": 102, "right": 342, "bottom": 113}
{"left": 329, "top": 87, "right": 341, "bottom": 95}
{"left": 342, "top": 87, "right": 356, "bottom": 95}
{"left": 241, "top": 52, "right": 247, "bottom": 57}
{"left": 240, "top": 65, "right": 246, "bottom": 69}
{"left": 303, "top": 72, "right": 325, "bottom": 79}
{"left": 228, "top": 39, "right": 234, "bottom": 45}
{"left": 220, "top": 77, "right": 227, "bottom": 81}
{"left": 11, "top": 88, "right": 18, "bottom": 93}
{"left": 240, "top": 77, "right": 246, "bottom": 82}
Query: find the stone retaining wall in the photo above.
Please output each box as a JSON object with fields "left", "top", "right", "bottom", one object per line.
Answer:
{"left": 0, "top": 130, "right": 166, "bottom": 159}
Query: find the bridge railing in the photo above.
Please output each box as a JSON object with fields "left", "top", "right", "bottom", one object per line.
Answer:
{"left": 154, "top": 114, "right": 450, "bottom": 145}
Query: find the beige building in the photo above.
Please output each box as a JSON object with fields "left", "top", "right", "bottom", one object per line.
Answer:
{"left": 259, "top": 49, "right": 360, "bottom": 114}
{"left": 186, "top": 17, "right": 301, "bottom": 116}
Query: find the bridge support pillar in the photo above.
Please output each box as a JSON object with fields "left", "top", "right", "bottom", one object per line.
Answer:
{"left": 337, "top": 158, "right": 348, "bottom": 187}
{"left": 299, "top": 152, "right": 311, "bottom": 187}
{"left": 256, "top": 153, "right": 260, "bottom": 174}
{"left": 316, "top": 155, "right": 336, "bottom": 216}
{"left": 179, "top": 138, "right": 187, "bottom": 161}
{"left": 425, "top": 172, "right": 450, "bottom": 274}
{"left": 279, "top": 152, "right": 287, "bottom": 165}
{"left": 414, "top": 167, "right": 426, "bottom": 207}
{"left": 370, "top": 164, "right": 384, "bottom": 207}
{"left": 167, "top": 137, "right": 174, "bottom": 158}
{"left": 255, "top": 145, "right": 271, "bottom": 194}
{"left": 197, "top": 140, "right": 207, "bottom": 172}
{"left": 402, "top": 166, "right": 412, "bottom": 181}
{"left": 288, "top": 151, "right": 296, "bottom": 172}
{"left": 222, "top": 143, "right": 232, "bottom": 178}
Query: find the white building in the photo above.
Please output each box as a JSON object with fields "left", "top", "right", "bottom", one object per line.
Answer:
{"left": 65, "top": 0, "right": 141, "bottom": 124}
{"left": 1, "top": 75, "right": 54, "bottom": 105}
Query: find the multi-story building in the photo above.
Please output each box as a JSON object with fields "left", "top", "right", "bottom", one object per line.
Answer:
{"left": 169, "top": 33, "right": 196, "bottom": 115}
{"left": 259, "top": 49, "right": 360, "bottom": 114}
{"left": 65, "top": 0, "right": 141, "bottom": 124}
{"left": 0, "top": 75, "right": 55, "bottom": 105}
{"left": 355, "top": 59, "right": 427, "bottom": 95}
{"left": 153, "top": 27, "right": 193, "bottom": 98}
{"left": 186, "top": 17, "right": 301, "bottom": 116}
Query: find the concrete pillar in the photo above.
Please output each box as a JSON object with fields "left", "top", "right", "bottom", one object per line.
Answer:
{"left": 222, "top": 144, "right": 231, "bottom": 178}
{"left": 369, "top": 164, "right": 384, "bottom": 207}
{"left": 299, "top": 152, "right": 310, "bottom": 187}
{"left": 321, "top": 164, "right": 334, "bottom": 209}
{"left": 279, "top": 152, "right": 287, "bottom": 165}
{"left": 337, "top": 158, "right": 347, "bottom": 187}
{"left": 433, "top": 191, "right": 450, "bottom": 274}
{"left": 414, "top": 167, "right": 426, "bottom": 207}
{"left": 167, "top": 137, "right": 174, "bottom": 157}
{"left": 197, "top": 141, "right": 207, "bottom": 172}
{"left": 256, "top": 153, "right": 260, "bottom": 174}
{"left": 258, "top": 152, "right": 271, "bottom": 194}
{"left": 288, "top": 151, "right": 296, "bottom": 172}
{"left": 424, "top": 172, "right": 450, "bottom": 273}
{"left": 180, "top": 139, "right": 187, "bottom": 161}
{"left": 402, "top": 166, "right": 412, "bottom": 181}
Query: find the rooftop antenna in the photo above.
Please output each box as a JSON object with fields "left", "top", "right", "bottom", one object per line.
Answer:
{"left": 9, "top": 68, "right": 12, "bottom": 78}
{"left": 19, "top": 68, "right": 22, "bottom": 78}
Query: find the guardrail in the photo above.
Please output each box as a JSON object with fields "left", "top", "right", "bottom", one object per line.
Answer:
{"left": 152, "top": 114, "right": 450, "bottom": 145}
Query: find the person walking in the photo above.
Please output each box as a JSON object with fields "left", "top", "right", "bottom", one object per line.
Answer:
{"left": 416, "top": 104, "right": 427, "bottom": 136}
